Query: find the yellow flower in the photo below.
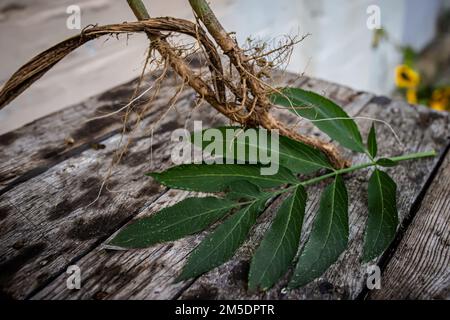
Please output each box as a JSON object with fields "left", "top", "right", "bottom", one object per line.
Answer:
{"left": 429, "top": 88, "right": 449, "bottom": 111}
{"left": 432, "top": 89, "right": 444, "bottom": 100}
{"left": 406, "top": 88, "right": 418, "bottom": 104}
{"left": 395, "top": 65, "right": 420, "bottom": 88}
{"left": 430, "top": 100, "right": 446, "bottom": 111}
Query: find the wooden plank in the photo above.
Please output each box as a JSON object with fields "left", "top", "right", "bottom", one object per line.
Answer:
{"left": 0, "top": 71, "right": 177, "bottom": 192}
{"left": 0, "top": 71, "right": 324, "bottom": 299}
{"left": 0, "top": 57, "right": 211, "bottom": 193}
{"left": 31, "top": 80, "right": 374, "bottom": 299}
{"left": 0, "top": 95, "right": 187, "bottom": 299}
{"left": 0, "top": 68, "right": 232, "bottom": 299}
{"left": 369, "top": 150, "right": 450, "bottom": 300}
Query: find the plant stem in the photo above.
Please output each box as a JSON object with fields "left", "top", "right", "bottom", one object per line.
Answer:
{"left": 188, "top": 0, "right": 232, "bottom": 51}
{"left": 127, "top": 0, "right": 150, "bottom": 20}
{"left": 301, "top": 162, "right": 373, "bottom": 186}
{"left": 302, "top": 150, "right": 436, "bottom": 186}
{"left": 127, "top": 0, "right": 156, "bottom": 43}
{"left": 388, "top": 150, "right": 436, "bottom": 162}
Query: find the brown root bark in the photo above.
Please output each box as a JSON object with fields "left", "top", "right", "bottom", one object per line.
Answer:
{"left": 0, "top": 14, "right": 347, "bottom": 168}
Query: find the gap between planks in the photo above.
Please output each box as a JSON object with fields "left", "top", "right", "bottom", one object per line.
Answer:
{"left": 367, "top": 143, "right": 450, "bottom": 299}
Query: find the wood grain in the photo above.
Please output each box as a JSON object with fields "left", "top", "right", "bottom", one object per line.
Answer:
{"left": 1, "top": 71, "right": 352, "bottom": 299}
{"left": 0, "top": 69, "right": 223, "bottom": 299}
{"left": 0, "top": 72, "right": 176, "bottom": 192}
{"left": 0, "top": 92, "right": 183, "bottom": 299}
{"left": 30, "top": 79, "right": 374, "bottom": 300}
{"left": 369, "top": 150, "right": 450, "bottom": 300}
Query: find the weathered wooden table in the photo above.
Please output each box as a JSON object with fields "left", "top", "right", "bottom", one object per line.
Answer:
{"left": 0, "top": 71, "right": 449, "bottom": 300}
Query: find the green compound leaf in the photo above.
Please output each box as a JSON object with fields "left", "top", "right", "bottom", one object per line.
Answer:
{"left": 109, "top": 197, "right": 237, "bottom": 248}
{"left": 362, "top": 169, "right": 398, "bottom": 262}
{"left": 225, "top": 180, "right": 271, "bottom": 202}
{"left": 191, "top": 126, "right": 333, "bottom": 174}
{"left": 177, "top": 200, "right": 265, "bottom": 281}
{"left": 278, "top": 134, "right": 333, "bottom": 173}
{"left": 249, "top": 186, "right": 307, "bottom": 291}
{"left": 367, "top": 123, "right": 378, "bottom": 158}
{"left": 147, "top": 164, "right": 297, "bottom": 192}
{"left": 270, "top": 87, "right": 365, "bottom": 152}
{"left": 289, "top": 175, "right": 349, "bottom": 289}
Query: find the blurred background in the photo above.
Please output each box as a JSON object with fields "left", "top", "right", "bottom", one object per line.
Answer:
{"left": 0, "top": 0, "right": 449, "bottom": 134}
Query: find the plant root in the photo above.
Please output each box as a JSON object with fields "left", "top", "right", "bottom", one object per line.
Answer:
{"left": 0, "top": 16, "right": 347, "bottom": 169}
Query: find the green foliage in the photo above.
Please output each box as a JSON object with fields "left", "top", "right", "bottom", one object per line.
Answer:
{"left": 401, "top": 46, "right": 418, "bottom": 68}
{"left": 367, "top": 123, "right": 378, "bottom": 158}
{"left": 225, "top": 181, "right": 270, "bottom": 203}
{"left": 110, "top": 86, "right": 435, "bottom": 292}
{"left": 270, "top": 87, "right": 365, "bottom": 152}
{"left": 191, "top": 126, "right": 333, "bottom": 174}
{"left": 249, "top": 186, "right": 307, "bottom": 290}
{"left": 109, "top": 197, "right": 237, "bottom": 248}
{"left": 148, "top": 163, "right": 297, "bottom": 192}
{"left": 289, "top": 175, "right": 348, "bottom": 288}
{"left": 177, "top": 200, "right": 264, "bottom": 281}
{"left": 363, "top": 169, "right": 398, "bottom": 262}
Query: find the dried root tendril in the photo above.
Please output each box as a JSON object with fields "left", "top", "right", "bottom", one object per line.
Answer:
{"left": 0, "top": 16, "right": 346, "bottom": 169}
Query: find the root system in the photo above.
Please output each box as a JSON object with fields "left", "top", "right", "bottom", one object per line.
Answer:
{"left": 0, "top": 2, "right": 347, "bottom": 168}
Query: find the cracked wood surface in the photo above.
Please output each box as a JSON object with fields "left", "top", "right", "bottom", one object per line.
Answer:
{"left": 369, "top": 150, "right": 450, "bottom": 300}
{"left": 0, "top": 72, "right": 448, "bottom": 300}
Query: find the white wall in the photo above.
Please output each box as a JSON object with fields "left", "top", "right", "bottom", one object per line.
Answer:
{"left": 217, "top": 0, "right": 442, "bottom": 95}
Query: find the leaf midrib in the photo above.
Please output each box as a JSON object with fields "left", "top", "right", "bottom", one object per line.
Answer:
{"left": 279, "top": 91, "right": 362, "bottom": 146}
{"left": 255, "top": 191, "right": 297, "bottom": 286}
{"left": 300, "top": 179, "right": 338, "bottom": 274}
{"left": 203, "top": 136, "right": 331, "bottom": 170}
{"left": 186, "top": 202, "right": 258, "bottom": 272}
{"left": 286, "top": 94, "right": 354, "bottom": 132}
{"left": 313, "top": 179, "right": 338, "bottom": 267}
{"left": 162, "top": 172, "right": 292, "bottom": 184}
{"left": 147, "top": 201, "right": 238, "bottom": 235}
{"left": 369, "top": 170, "right": 386, "bottom": 254}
